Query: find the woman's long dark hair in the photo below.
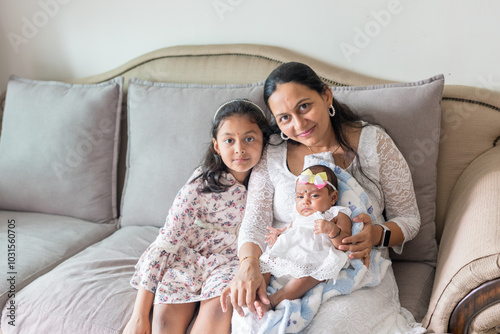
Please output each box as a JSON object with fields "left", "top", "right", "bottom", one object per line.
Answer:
{"left": 196, "top": 99, "right": 272, "bottom": 193}
{"left": 263, "top": 62, "right": 375, "bottom": 187}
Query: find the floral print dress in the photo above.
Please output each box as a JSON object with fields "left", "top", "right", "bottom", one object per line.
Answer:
{"left": 130, "top": 167, "right": 246, "bottom": 304}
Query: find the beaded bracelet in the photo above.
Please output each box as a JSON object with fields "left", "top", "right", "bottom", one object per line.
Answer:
{"left": 269, "top": 299, "right": 276, "bottom": 311}
{"left": 330, "top": 227, "right": 342, "bottom": 239}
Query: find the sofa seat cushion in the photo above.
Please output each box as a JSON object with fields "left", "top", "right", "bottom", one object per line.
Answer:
{"left": 0, "top": 210, "right": 117, "bottom": 312}
{"left": 1, "top": 226, "right": 157, "bottom": 334}
{"left": 392, "top": 261, "right": 435, "bottom": 322}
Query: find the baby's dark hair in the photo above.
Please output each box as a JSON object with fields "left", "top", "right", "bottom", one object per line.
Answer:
{"left": 197, "top": 99, "right": 272, "bottom": 193}
{"left": 302, "top": 165, "right": 338, "bottom": 194}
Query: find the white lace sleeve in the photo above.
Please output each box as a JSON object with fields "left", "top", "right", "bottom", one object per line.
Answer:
{"left": 376, "top": 128, "right": 421, "bottom": 254}
{"left": 238, "top": 146, "right": 275, "bottom": 253}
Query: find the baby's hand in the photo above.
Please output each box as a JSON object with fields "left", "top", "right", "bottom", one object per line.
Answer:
{"left": 314, "top": 219, "right": 336, "bottom": 236}
{"left": 265, "top": 226, "right": 287, "bottom": 247}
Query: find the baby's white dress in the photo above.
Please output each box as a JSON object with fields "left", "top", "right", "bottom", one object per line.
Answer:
{"left": 260, "top": 206, "right": 351, "bottom": 282}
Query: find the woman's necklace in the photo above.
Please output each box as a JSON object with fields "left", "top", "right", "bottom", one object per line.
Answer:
{"left": 307, "top": 144, "right": 347, "bottom": 168}
{"left": 307, "top": 144, "right": 341, "bottom": 155}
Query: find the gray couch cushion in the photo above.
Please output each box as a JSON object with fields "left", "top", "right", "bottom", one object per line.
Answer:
{"left": 120, "top": 79, "right": 267, "bottom": 227}
{"left": 1, "top": 226, "right": 157, "bottom": 334}
{"left": 0, "top": 210, "right": 117, "bottom": 312}
{"left": 331, "top": 74, "right": 444, "bottom": 264}
{"left": 0, "top": 76, "right": 123, "bottom": 223}
{"left": 392, "top": 261, "right": 435, "bottom": 322}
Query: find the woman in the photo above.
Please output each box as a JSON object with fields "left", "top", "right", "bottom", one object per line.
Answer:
{"left": 221, "top": 62, "right": 424, "bottom": 333}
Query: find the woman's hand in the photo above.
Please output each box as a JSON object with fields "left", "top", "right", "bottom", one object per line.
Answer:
{"left": 338, "top": 213, "right": 373, "bottom": 268}
{"left": 220, "top": 257, "right": 269, "bottom": 317}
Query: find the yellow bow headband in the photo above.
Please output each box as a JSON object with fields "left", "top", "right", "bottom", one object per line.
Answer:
{"left": 297, "top": 169, "right": 336, "bottom": 190}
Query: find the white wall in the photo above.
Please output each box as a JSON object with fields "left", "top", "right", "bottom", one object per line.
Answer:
{"left": 1, "top": 0, "right": 499, "bottom": 94}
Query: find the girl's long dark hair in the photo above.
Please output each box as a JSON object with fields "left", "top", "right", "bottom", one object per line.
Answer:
{"left": 263, "top": 62, "right": 376, "bottom": 189}
{"left": 196, "top": 99, "right": 272, "bottom": 193}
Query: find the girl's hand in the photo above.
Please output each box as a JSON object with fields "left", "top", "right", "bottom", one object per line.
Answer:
{"left": 220, "top": 258, "right": 269, "bottom": 317}
{"left": 313, "top": 219, "right": 336, "bottom": 236}
{"left": 338, "top": 213, "right": 373, "bottom": 268}
{"left": 265, "top": 226, "right": 287, "bottom": 246}
{"left": 123, "top": 314, "right": 151, "bottom": 334}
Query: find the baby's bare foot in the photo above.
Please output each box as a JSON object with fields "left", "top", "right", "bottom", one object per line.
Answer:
{"left": 254, "top": 300, "right": 272, "bottom": 319}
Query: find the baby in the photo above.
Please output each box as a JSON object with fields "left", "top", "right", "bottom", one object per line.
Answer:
{"left": 256, "top": 164, "right": 352, "bottom": 317}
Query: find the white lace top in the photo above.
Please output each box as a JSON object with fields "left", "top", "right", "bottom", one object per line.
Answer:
{"left": 238, "top": 124, "right": 420, "bottom": 255}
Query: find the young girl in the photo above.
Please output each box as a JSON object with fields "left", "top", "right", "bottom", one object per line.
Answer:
{"left": 124, "top": 99, "right": 271, "bottom": 334}
{"left": 255, "top": 164, "right": 352, "bottom": 318}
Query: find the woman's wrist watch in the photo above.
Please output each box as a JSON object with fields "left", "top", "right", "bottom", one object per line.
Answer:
{"left": 378, "top": 224, "right": 391, "bottom": 248}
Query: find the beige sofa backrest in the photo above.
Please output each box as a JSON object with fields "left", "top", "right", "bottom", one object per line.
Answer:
{"left": 1, "top": 44, "right": 499, "bottom": 242}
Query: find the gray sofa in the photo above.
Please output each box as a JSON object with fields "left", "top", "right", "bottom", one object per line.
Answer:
{"left": 0, "top": 44, "right": 499, "bottom": 334}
